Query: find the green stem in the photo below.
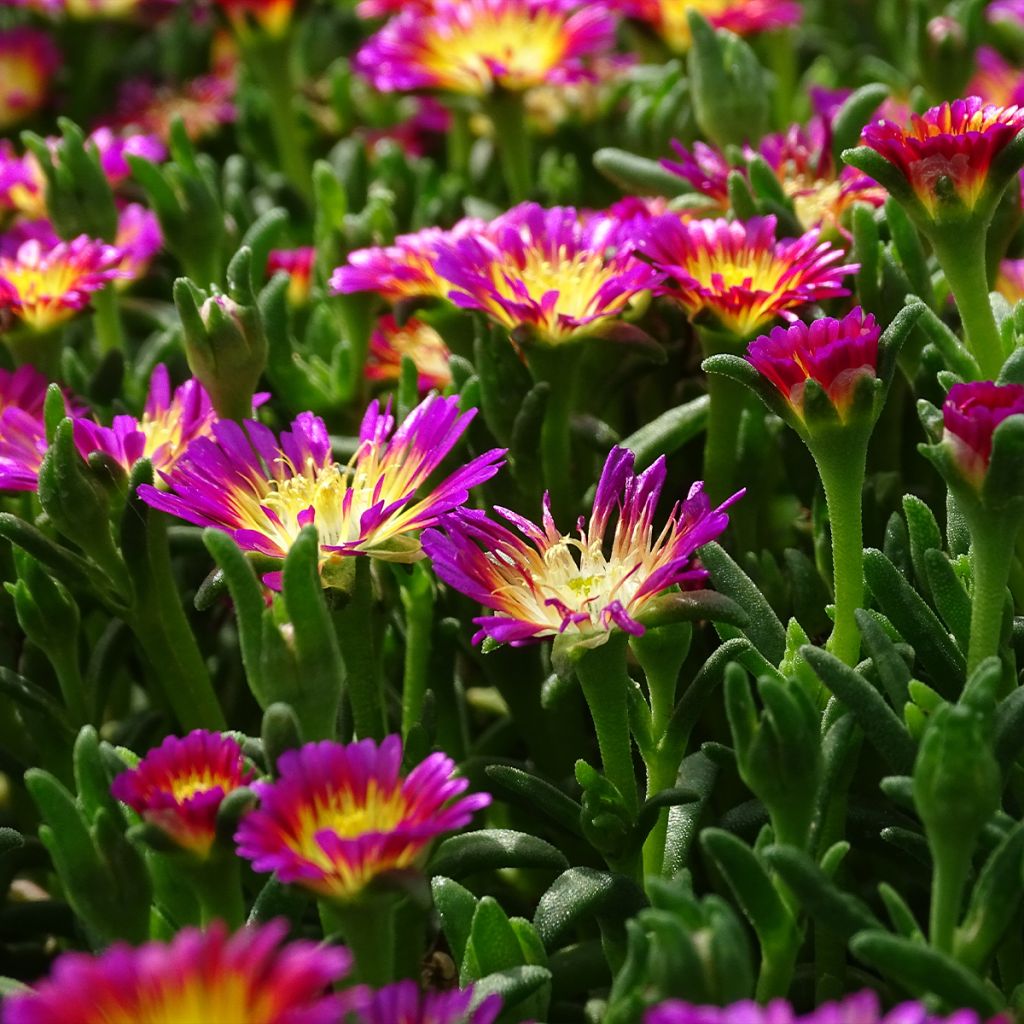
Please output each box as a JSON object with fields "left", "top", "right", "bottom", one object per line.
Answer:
{"left": 816, "top": 445, "right": 868, "bottom": 666}
{"left": 527, "top": 345, "right": 580, "bottom": 522}
{"left": 92, "top": 285, "right": 124, "bottom": 355}
{"left": 488, "top": 90, "right": 533, "bottom": 203}
{"left": 929, "top": 841, "right": 974, "bottom": 954}
{"left": 320, "top": 898, "right": 396, "bottom": 985}
{"left": 190, "top": 855, "right": 246, "bottom": 929}
{"left": 966, "top": 519, "right": 1018, "bottom": 674}
{"left": 756, "top": 943, "right": 800, "bottom": 1002}
{"left": 575, "top": 636, "right": 639, "bottom": 816}
{"left": 703, "top": 372, "right": 747, "bottom": 506}
{"left": 446, "top": 106, "right": 473, "bottom": 178}
{"left": 333, "top": 558, "right": 386, "bottom": 741}
{"left": 931, "top": 229, "right": 1005, "bottom": 379}
{"left": 399, "top": 567, "right": 434, "bottom": 740}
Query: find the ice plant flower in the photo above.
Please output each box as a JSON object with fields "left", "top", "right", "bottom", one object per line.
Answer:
{"left": 114, "top": 202, "right": 163, "bottom": 283}
{"left": 616, "top": 0, "right": 801, "bottom": 52}
{"left": 997, "top": 258, "right": 1024, "bottom": 305}
{"left": 338, "top": 981, "right": 502, "bottom": 1024}
{"left": 330, "top": 219, "right": 487, "bottom": 304}
{"left": 859, "top": 97, "right": 1024, "bottom": 217}
{"left": 354, "top": 0, "right": 617, "bottom": 97}
{"left": 0, "top": 235, "right": 127, "bottom": 333}
{"left": 110, "top": 730, "right": 252, "bottom": 857}
{"left": 74, "top": 364, "right": 217, "bottom": 478}
{"left": 942, "top": 381, "right": 1024, "bottom": 487}
{"left": 87, "top": 126, "right": 167, "bottom": 186}
{"left": 638, "top": 215, "right": 855, "bottom": 338}
{"left": 0, "top": 142, "right": 45, "bottom": 218}
{"left": 214, "top": 0, "right": 294, "bottom": 37}
{"left": 660, "top": 140, "right": 732, "bottom": 214}
{"left": 423, "top": 446, "right": 741, "bottom": 645}
{"left": 267, "top": 246, "right": 316, "bottom": 305}
{"left": 2, "top": 921, "right": 350, "bottom": 1024}
{"left": 969, "top": 47, "right": 1024, "bottom": 109}
{"left": 645, "top": 991, "right": 1008, "bottom": 1024}
{"left": 234, "top": 736, "right": 490, "bottom": 900}
{"left": 0, "top": 365, "right": 54, "bottom": 492}
{"left": 435, "top": 203, "right": 662, "bottom": 345}
{"left": 138, "top": 395, "right": 505, "bottom": 581}
{"left": 112, "top": 74, "right": 237, "bottom": 142}
{"left": 366, "top": 315, "right": 453, "bottom": 392}
{"left": 746, "top": 307, "right": 881, "bottom": 423}
{"left": 0, "top": 28, "right": 59, "bottom": 133}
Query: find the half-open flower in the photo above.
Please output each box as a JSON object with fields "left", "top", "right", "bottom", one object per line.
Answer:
{"left": 138, "top": 395, "right": 504, "bottom": 581}
{"left": 615, "top": 0, "right": 800, "bottom": 52}
{"left": 435, "top": 203, "right": 662, "bottom": 345}
{"left": 366, "top": 315, "right": 453, "bottom": 392}
{"left": 234, "top": 736, "right": 490, "bottom": 901}
{"left": 942, "top": 380, "right": 1024, "bottom": 487}
{"left": 339, "top": 981, "right": 502, "bottom": 1024}
{"left": 638, "top": 215, "right": 855, "bottom": 338}
{"left": 354, "top": 0, "right": 617, "bottom": 97}
{"left": 3, "top": 921, "right": 349, "bottom": 1024}
{"left": 0, "top": 365, "right": 55, "bottom": 492}
{"left": 111, "top": 730, "right": 253, "bottom": 858}
{"left": 0, "top": 28, "right": 59, "bottom": 133}
{"left": 423, "top": 446, "right": 741, "bottom": 646}
{"left": 267, "top": 246, "right": 315, "bottom": 305}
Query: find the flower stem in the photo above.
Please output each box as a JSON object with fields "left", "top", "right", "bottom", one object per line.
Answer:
{"left": 929, "top": 840, "right": 973, "bottom": 954}
{"left": 190, "top": 855, "right": 246, "bottom": 929}
{"left": 320, "top": 897, "right": 396, "bottom": 985}
{"left": 526, "top": 344, "right": 580, "bottom": 522}
{"left": 575, "top": 636, "right": 639, "bottom": 816}
{"left": 966, "top": 518, "right": 1017, "bottom": 674}
{"left": 931, "top": 229, "right": 1005, "bottom": 379}
{"left": 399, "top": 564, "right": 434, "bottom": 740}
{"left": 333, "top": 557, "right": 386, "bottom": 741}
{"left": 92, "top": 285, "right": 124, "bottom": 355}
{"left": 699, "top": 328, "right": 750, "bottom": 506}
{"left": 487, "top": 89, "right": 533, "bottom": 203}
{"left": 816, "top": 445, "right": 868, "bottom": 666}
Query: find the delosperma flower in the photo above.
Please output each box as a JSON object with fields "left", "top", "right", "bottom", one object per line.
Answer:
{"left": 661, "top": 141, "right": 732, "bottom": 214}
{"left": 2, "top": 921, "right": 350, "bottom": 1024}
{"left": 114, "top": 203, "right": 163, "bottom": 283}
{"left": 215, "top": 0, "right": 295, "bottom": 36}
{"left": 366, "top": 315, "right": 453, "bottom": 392}
{"left": 434, "top": 203, "right": 663, "bottom": 345}
{"left": 138, "top": 394, "right": 505, "bottom": 580}
{"left": 860, "top": 97, "right": 1024, "bottom": 215}
{"left": 73, "top": 364, "right": 217, "bottom": 478}
{"left": 354, "top": 0, "right": 618, "bottom": 97}
{"left": 617, "top": 0, "right": 801, "bottom": 52}
{"left": 0, "top": 235, "right": 127, "bottom": 334}
{"left": 0, "top": 365, "right": 54, "bottom": 492}
{"left": 339, "top": 981, "right": 503, "bottom": 1024}
{"left": 0, "top": 28, "right": 60, "bottom": 133}
{"left": 423, "top": 446, "right": 741, "bottom": 645}
{"left": 969, "top": 47, "right": 1024, "bottom": 109}
{"left": 330, "top": 220, "right": 487, "bottom": 304}
{"left": 746, "top": 307, "right": 881, "bottom": 422}
{"left": 638, "top": 215, "right": 856, "bottom": 338}
{"left": 645, "top": 992, "right": 1008, "bottom": 1024}
{"left": 110, "top": 730, "right": 252, "bottom": 857}
{"left": 267, "top": 246, "right": 316, "bottom": 305}
{"left": 996, "top": 258, "right": 1024, "bottom": 305}
{"left": 942, "top": 381, "right": 1024, "bottom": 486}
{"left": 112, "top": 74, "right": 237, "bottom": 142}
{"left": 234, "top": 736, "right": 490, "bottom": 901}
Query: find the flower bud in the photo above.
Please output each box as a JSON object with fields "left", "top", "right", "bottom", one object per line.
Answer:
{"left": 942, "top": 380, "right": 1024, "bottom": 487}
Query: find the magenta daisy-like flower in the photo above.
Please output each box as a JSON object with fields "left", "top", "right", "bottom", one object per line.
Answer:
{"left": 267, "top": 246, "right": 316, "bottom": 305}
{"left": 746, "top": 307, "right": 880, "bottom": 422}
{"left": 645, "top": 991, "right": 1008, "bottom": 1024}
{"left": 138, "top": 394, "right": 505, "bottom": 581}
{"left": 2, "top": 921, "right": 349, "bottom": 1024}
{"left": 638, "top": 215, "right": 856, "bottom": 338}
{"left": 110, "top": 730, "right": 252, "bottom": 858}
{"left": 0, "top": 235, "right": 127, "bottom": 334}
{"left": 0, "top": 141, "right": 44, "bottom": 218}
{"left": 330, "top": 219, "right": 487, "bottom": 304}
{"left": 354, "top": 0, "right": 617, "bottom": 97}
{"left": 234, "top": 736, "right": 490, "bottom": 901}
{"left": 434, "top": 203, "right": 662, "bottom": 345}
{"left": 616, "top": 0, "right": 800, "bottom": 52}
{"left": 0, "top": 28, "right": 59, "bottom": 133}
{"left": 339, "top": 981, "right": 502, "bottom": 1024}
{"left": 73, "top": 364, "right": 216, "bottom": 478}
{"left": 661, "top": 140, "right": 732, "bottom": 214}
{"left": 87, "top": 126, "right": 167, "bottom": 186}
{"left": 112, "top": 74, "right": 237, "bottom": 143}
{"left": 969, "top": 47, "right": 1024, "bottom": 109}
{"left": 942, "top": 381, "right": 1024, "bottom": 486}
{"left": 423, "top": 446, "right": 741, "bottom": 646}
{"left": 997, "top": 258, "right": 1024, "bottom": 305}
{"left": 114, "top": 202, "right": 163, "bottom": 283}
{"left": 861, "top": 97, "right": 1024, "bottom": 215}
{"left": 366, "top": 315, "right": 453, "bottom": 392}
{"left": 0, "top": 365, "right": 54, "bottom": 493}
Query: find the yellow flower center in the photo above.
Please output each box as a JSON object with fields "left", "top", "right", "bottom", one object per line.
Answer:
{"left": 65, "top": 0, "right": 139, "bottom": 16}
{"left": 0, "top": 251, "right": 93, "bottom": 332}
{"left": 656, "top": 0, "right": 739, "bottom": 51}
{"left": 90, "top": 977, "right": 279, "bottom": 1024}
{"left": 0, "top": 55, "right": 46, "bottom": 132}
{"left": 169, "top": 770, "right": 228, "bottom": 802}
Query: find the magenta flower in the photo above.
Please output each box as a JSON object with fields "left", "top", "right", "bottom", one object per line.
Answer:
{"left": 660, "top": 140, "right": 732, "bottom": 214}
{"left": 2, "top": 921, "right": 350, "bottom": 1024}
{"left": 746, "top": 307, "right": 881, "bottom": 422}
{"left": 997, "top": 258, "right": 1024, "bottom": 305}
{"left": 0, "top": 365, "right": 54, "bottom": 492}
{"left": 267, "top": 246, "right": 315, "bottom": 305}
{"left": 861, "top": 97, "right": 1024, "bottom": 215}
{"left": 969, "top": 47, "right": 1024, "bottom": 109}
{"left": 942, "top": 381, "right": 1024, "bottom": 486}
{"left": 0, "top": 235, "right": 127, "bottom": 333}
{"left": 423, "top": 446, "right": 741, "bottom": 646}
{"left": 614, "top": 0, "right": 800, "bottom": 51}
{"left": 434, "top": 203, "right": 663, "bottom": 344}
{"left": 366, "top": 315, "right": 453, "bottom": 392}
{"left": 87, "top": 126, "right": 167, "bottom": 186}
{"left": 73, "top": 364, "right": 216, "bottom": 478}
{"left": 339, "top": 981, "right": 502, "bottom": 1024}
{"left": 354, "top": 0, "right": 618, "bottom": 97}
{"left": 330, "top": 219, "right": 487, "bottom": 304}
{"left": 114, "top": 202, "right": 163, "bottom": 283}
{"left": 0, "top": 141, "right": 44, "bottom": 218}
{"left": 138, "top": 394, "right": 505, "bottom": 582}
{"left": 0, "top": 28, "right": 59, "bottom": 133}
{"left": 111, "top": 74, "right": 237, "bottom": 143}
{"left": 111, "top": 730, "right": 252, "bottom": 858}
{"left": 234, "top": 736, "right": 490, "bottom": 901}
{"left": 645, "top": 991, "right": 1007, "bottom": 1024}
{"left": 638, "top": 215, "right": 856, "bottom": 338}
{"left": 989, "top": 0, "right": 1024, "bottom": 25}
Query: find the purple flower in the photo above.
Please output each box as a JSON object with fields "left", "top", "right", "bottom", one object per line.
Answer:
{"left": 942, "top": 380, "right": 1024, "bottom": 485}
{"left": 423, "top": 446, "right": 742, "bottom": 646}
{"left": 339, "top": 981, "right": 502, "bottom": 1024}
{"left": 0, "top": 365, "right": 56, "bottom": 492}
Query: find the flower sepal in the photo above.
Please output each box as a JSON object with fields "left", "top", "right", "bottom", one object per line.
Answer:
{"left": 551, "top": 628, "right": 614, "bottom": 680}
{"left": 632, "top": 589, "right": 749, "bottom": 632}
{"left": 576, "top": 758, "right": 638, "bottom": 866}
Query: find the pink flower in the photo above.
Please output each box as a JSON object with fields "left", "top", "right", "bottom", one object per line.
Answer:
{"left": 0, "top": 28, "right": 59, "bottom": 133}
{"left": 942, "top": 380, "right": 1024, "bottom": 485}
